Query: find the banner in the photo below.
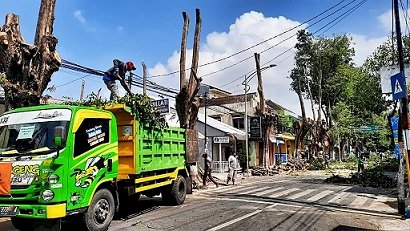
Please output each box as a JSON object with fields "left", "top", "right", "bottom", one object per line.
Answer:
{"left": 0, "top": 162, "right": 12, "bottom": 195}
{"left": 391, "top": 115, "right": 399, "bottom": 159}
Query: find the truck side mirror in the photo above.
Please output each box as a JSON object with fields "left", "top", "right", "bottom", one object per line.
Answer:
{"left": 54, "top": 126, "right": 66, "bottom": 147}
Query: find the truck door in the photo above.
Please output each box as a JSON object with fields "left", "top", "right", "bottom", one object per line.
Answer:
{"left": 66, "top": 110, "right": 116, "bottom": 211}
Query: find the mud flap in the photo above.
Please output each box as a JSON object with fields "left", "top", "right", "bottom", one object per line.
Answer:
{"left": 185, "top": 176, "right": 193, "bottom": 194}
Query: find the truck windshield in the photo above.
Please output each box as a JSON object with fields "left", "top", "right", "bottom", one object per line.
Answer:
{"left": 0, "top": 108, "right": 72, "bottom": 155}
{"left": 0, "top": 121, "right": 69, "bottom": 154}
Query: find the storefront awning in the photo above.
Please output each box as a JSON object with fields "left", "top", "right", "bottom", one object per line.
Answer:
{"left": 269, "top": 134, "right": 284, "bottom": 144}
{"left": 276, "top": 133, "right": 295, "bottom": 141}
{"left": 198, "top": 113, "right": 246, "bottom": 140}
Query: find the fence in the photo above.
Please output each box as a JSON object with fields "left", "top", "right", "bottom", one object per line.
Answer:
{"left": 212, "top": 161, "right": 229, "bottom": 173}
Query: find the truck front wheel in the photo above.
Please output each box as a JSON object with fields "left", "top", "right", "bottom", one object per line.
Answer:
{"left": 84, "top": 189, "right": 115, "bottom": 231}
{"left": 162, "top": 175, "right": 187, "bottom": 205}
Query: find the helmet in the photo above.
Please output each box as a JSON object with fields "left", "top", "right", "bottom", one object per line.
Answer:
{"left": 125, "top": 61, "right": 136, "bottom": 71}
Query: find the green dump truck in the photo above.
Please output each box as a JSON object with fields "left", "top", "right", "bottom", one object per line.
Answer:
{"left": 0, "top": 104, "right": 192, "bottom": 230}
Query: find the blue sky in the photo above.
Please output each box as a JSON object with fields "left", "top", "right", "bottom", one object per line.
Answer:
{"left": 0, "top": 0, "right": 394, "bottom": 115}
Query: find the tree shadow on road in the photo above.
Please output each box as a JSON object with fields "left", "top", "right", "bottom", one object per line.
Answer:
{"left": 331, "top": 225, "right": 377, "bottom": 231}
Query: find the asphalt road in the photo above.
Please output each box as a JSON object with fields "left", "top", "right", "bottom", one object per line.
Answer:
{"left": 108, "top": 175, "right": 404, "bottom": 231}
{"left": 1, "top": 173, "right": 409, "bottom": 231}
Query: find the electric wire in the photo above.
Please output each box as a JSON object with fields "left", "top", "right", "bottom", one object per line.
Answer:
{"left": 217, "top": 0, "right": 366, "bottom": 88}
{"left": 148, "top": 0, "right": 358, "bottom": 78}
{"left": 60, "top": 0, "right": 366, "bottom": 97}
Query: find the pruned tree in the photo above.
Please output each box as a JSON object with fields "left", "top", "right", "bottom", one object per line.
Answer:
{"left": 176, "top": 9, "right": 202, "bottom": 129}
{"left": 0, "top": 0, "right": 61, "bottom": 109}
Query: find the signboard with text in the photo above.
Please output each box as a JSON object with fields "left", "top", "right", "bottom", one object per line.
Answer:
{"left": 151, "top": 98, "right": 170, "bottom": 114}
{"left": 249, "top": 116, "right": 262, "bottom": 139}
{"left": 213, "top": 136, "right": 229, "bottom": 144}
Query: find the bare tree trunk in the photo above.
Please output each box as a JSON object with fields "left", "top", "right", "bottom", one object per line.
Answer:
{"left": 0, "top": 0, "right": 61, "bottom": 109}
{"left": 180, "top": 12, "right": 189, "bottom": 90}
{"left": 294, "top": 74, "right": 307, "bottom": 155}
{"left": 142, "top": 62, "right": 147, "bottom": 95}
{"left": 187, "top": 9, "right": 202, "bottom": 130}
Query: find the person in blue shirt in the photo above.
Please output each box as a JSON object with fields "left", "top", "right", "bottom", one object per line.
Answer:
{"left": 103, "top": 59, "right": 135, "bottom": 100}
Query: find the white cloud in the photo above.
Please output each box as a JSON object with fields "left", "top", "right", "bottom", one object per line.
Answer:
{"left": 74, "top": 10, "right": 86, "bottom": 25}
{"left": 350, "top": 34, "right": 386, "bottom": 65}
{"left": 148, "top": 10, "right": 393, "bottom": 118}
{"left": 377, "top": 9, "right": 410, "bottom": 33}
{"left": 150, "top": 11, "right": 306, "bottom": 116}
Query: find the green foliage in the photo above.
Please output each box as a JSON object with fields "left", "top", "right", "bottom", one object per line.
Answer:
{"left": 307, "top": 158, "right": 327, "bottom": 170}
{"left": 70, "top": 90, "right": 167, "bottom": 129}
{"left": 236, "top": 142, "right": 247, "bottom": 172}
{"left": 0, "top": 72, "right": 6, "bottom": 85}
{"left": 324, "top": 157, "right": 398, "bottom": 188}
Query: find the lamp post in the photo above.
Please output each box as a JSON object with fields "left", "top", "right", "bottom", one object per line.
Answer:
{"left": 242, "top": 64, "right": 276, "bottom": 176}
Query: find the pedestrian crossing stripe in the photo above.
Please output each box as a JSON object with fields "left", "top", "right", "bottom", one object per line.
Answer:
{"left": 395, "top": 79, "right": 403, "bottom": 94}
{"left": 287, "top": 189, "right": 316, "bottom": 200}
{"left": 253, "top": 187, "right": 284, "bottom": 197}
{"left": 239, "top": 186, "right": 271, "bottom": 195}
{"left": 306, "top": 190, "right": 333, "bottom": 202}
{"left": 269, "top": 188, "right": 299, "bottom": 198}
{"left": 205, "top": 185, "right": 396, "bottom": 213}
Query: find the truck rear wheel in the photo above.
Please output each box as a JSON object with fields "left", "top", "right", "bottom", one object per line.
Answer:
{"left": 84, "top": 189, "right": 115, "bottom": 231}
{"left": 162, "top": 175, "right": 186, "bottom": 205}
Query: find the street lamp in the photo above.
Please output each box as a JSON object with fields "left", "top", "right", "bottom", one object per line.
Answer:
{"left": 242, "top": 64, "right": 276, "bottom": 176}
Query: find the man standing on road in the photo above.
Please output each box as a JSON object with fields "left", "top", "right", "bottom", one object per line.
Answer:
{"left": 203, "top": 152, "right": 219, "bottom": 188}
{"left": 103, "top": 59, "right": 135, "bottom": 100}
{"left": 227, "top": 152, "right": 238, "bottom": 185}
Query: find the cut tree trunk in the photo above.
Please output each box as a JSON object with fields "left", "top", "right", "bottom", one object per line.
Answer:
{"left": 0, "top": 0, "right": 61, "bottom": 109}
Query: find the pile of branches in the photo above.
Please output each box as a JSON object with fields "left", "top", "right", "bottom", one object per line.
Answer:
{"left": 68, "top": 90, "right": 167, "bottom": 129}
{"left": 270, "top": 159, "right": 309, "bottom": 175}
{"left": 324, "top": 163, "right": 397, "bottom": 188}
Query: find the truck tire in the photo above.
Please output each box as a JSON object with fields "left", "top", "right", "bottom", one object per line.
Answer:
{"left": 11, "top": 217, "right": 35, "bottom": 231}
{"left": 84, "top": 189, "right": 115, "bottom": 231}
{"left": 163, "top": 175, "right": 186, "bottom": 205}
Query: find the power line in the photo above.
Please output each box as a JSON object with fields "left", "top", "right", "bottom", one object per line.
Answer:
{"left": 60, "top": 60, "right": 178, "bottom": 98}
{"left": 399, "top": 0, "right": 410, "bottom": 34}
{"left": 149, "top": 0, "right": 358, "bottom": 79}
{"left": 220, "top": 0, "right": 368, "bottom": 90}
{"left": 216, "top": 0, "right": 364, "bottom": 88}
{"left": 54, "top": 75, "right": 90, "bottom": 88}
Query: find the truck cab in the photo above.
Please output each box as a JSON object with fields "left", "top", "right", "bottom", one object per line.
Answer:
{"left": 0, "top": 104, "right": 190, "bottom": 230}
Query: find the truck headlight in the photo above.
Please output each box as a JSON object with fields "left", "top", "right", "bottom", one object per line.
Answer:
{"left": 48, "top": 174, "right": 59, "bottom": 184}
{"left": 42, "top": 190, "right": 54, "bottom": 201}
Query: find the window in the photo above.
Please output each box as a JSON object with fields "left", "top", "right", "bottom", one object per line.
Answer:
{"left": 74, "top": 119, "right": 110, "bottom": 157}
{"left": 210, "top": 115, "right": 221, "bottom": 122}
{"left": 232, "top": 117, "right": 244, "bottom": 130}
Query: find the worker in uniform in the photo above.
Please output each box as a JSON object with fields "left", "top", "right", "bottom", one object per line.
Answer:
{"left": 103, "top": 59, "right": 135, "bottom": 100}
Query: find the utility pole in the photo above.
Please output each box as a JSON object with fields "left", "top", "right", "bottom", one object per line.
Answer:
{"left": 79, "top": 78, "right": 85, "bottom": 101}
{"left": 255, "top": 53, "right": 268, "bottom": 169}
{"left": 243, "top": 76, "right": 250, "bottom": 176}
{"left": 142, "top": 62, "right": 147, "bottom": 95}
{"left": 393, "top": 0, "right": 410, "bottom": 216}
{"left": 127, "top": 71, "right": 132, "bottom": 91}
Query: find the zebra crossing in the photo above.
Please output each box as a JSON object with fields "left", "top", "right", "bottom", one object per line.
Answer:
{"left": 206, "top": 182, "right": 397, "bottom": 213}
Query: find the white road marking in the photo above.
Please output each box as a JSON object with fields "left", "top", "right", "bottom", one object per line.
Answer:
{"left": 286, "top": 189, "right": 315, "bottom": 200}
{"left": 269, "top": 188, "right": 299, "bottom": 198}
{"left": 239, "top": 186, "right": 271, "bottom": 195}
{"left": 306, "top": 190, "right": 333, "bottom": 202}
{"left": 351, "top": 195, "right": 369, "bottom": 208}
{"left": 212, "top": 185, "right": 246, "bottom": 193}
{"left": 207, "top": 204, "right": 277, "bottom": 231}
{"left": 207, "top": 210, "right": 263, "bottom": 231}
{"left": 253, "top": 187, "right": 284, "bottom": 196}
{"left": 328, "top": 191, "right": 349, "bottom": 204}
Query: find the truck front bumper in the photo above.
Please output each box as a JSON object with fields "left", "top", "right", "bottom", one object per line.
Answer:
{"left": 0, "top": 203, "right": 66, "bottom": 219}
